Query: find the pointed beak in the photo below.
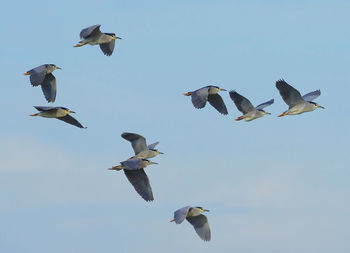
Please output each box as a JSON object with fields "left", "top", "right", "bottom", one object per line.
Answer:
{"left": 151, "top": 162, "right": 158, "bottom": 165}
{"left": 116, "top": 37, "right": 122, "bottom": 40}
{"left": 204, "top": 209, "right": 210, "bottom": 212}
{"left": 219, "top": 88, "right": 227, "bottom": 91}
{"left": 158, "top": 151, "right": 164, "bottom": 155}
{"left": 266, "top": 112, "right": 271, "bottom": 115}
{"left": 318, "top": 105, "right": 325, "bottom": 109}
{"left": 56, "top": 66, "right": 62, "bottom": 70}
{"left": 70, "top": 111, "right": 76, "bottom": 114}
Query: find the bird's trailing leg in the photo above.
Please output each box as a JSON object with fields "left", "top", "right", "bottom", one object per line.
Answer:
{"left": 278, "top": 112, "right": 288, "bottom": 117}
{"left": 170, "top": 219, "right": 175, "bottom": 222}
{"left": 235, "top": 115, "right": 245, "bottom": 121}
{"left": 74, "top": 42, "right": 88, "bottom": 47}
{"left": 108, "top": 165, "right": 123, "bottom": 171}
{"left": 30, "top": 113, "right": 39, "bottom": 117}
{"left": 24, "top": 72, "right": 30, "bottom": 75}
{"left": 184, "top": 92, "right": 192, "bottom": 96}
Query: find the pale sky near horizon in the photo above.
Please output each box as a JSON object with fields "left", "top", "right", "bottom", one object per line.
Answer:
{"left": 1, "top": 1, "right": 350, "bottom": 252}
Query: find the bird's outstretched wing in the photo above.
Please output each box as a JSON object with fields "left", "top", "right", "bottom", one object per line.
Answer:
{"left": 173, "top": 206, "right": 191, "bottom": 224}
{"left": 121, "top": 132, "right": 148, "bottom": 155}
{"left": 57, "top": 115, "right": 86, "bottom": 128}
{"left": 276, "top": 79, "right": 304, "bottom": 108}
{"left": 191, "top": 87, "right": 209, "bottom": 109}
{"left": 302, "top": 90, "right": 321, "bottom": 102}
{"left": 100, "top": 37, "right": 115, "bottom": 56}
{"left": 124, "top": 169, "right": 154, "bottom": 202}
{"left": 28, "top": 65, "right": 47, "bottom": 86}
{"left": 229, "top": 91, "right": 255, "bottom": 114}
{"left": 186, "top": 214, "right": 211, "bottom": 241}
{"left": 147, "top": 142, "right": 159, "bottom": 150}
{"left": 121, "top": 158, "right": 144, "bottom": 170}
{"left": 80, "top": 24, "right": 102, "bottom": 39}
{"left": 40, "top": 73, "right": 57, "bottom": 103}
{"left": 256, "top": 99, "right": 274, "bottom": 110}
{"left": 34, "top": 106, "right": 57, "bottom": 112}
{"left": 208, "top": 94, "right": 228, "bottom": 115}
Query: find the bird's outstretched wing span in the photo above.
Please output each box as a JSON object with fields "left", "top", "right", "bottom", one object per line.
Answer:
{"left": 186, "top": 214, "right": 211, "bottom": 241}
{"left": 208, "top": 94, "right": 228, "bottom": 115}
{"left": 121, "top": 158, "right": 144, "bottom": 170}
{"left": 191, "top": 87, "right": 209, "bottom": 109}
{"left": 147, "top": 142, "right": 159, "bottom": 150}
{"left": 80, "top": 24, "right": 101, "bottom": 39}
{"left": 302, "top": 90, "right": 321, "bottom": 102}
{"left": 173, "top": 206, "right": 191, "bottom": 224}
{"left": 121, "top": 132, "right": 148, "bottom": 155}
{"left": 229, "top": 91, "right": 255, "bottom": 114}
{"left": 41, "top": 73, "right": 57, "bottom": 103}
{"left": 276, "top": 79, "right": 304, "bottom": 108}
{"left": 28, "top": 65, "right": 47, "bottom": 86}
{"left": 124, "top": 169, "right": 154, "bottom": 202}
{"left": 34, "top": 106, "right": 57, "bottom": 112}
{"left": 100, "top": 38, "right": 115, "bottom": 56}
{"left": 57, "top": 115, "right": 86, "bottom": 128}
{"left": 256, "top": 99, "right": 274, "bottom": 110}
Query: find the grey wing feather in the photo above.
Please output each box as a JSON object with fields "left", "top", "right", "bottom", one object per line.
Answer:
{"left": 191, "top": 87, "right": 209, "bottom": 109}
{"left": 80, "top": 24, "right": 101, "bottom": 39}
{"left": 302, "top": 90, "right": 321, "bottom": 102}
{"left": 256, "top": 99, "right": 274, "bottom": 110}
{"left": 124, "top": 169, "right": 154, "bottom": 201}
{"left": 28, "top": 65, "right": 47, "bottom": 86}
{"left": 40, "top": 73, "right": 57, "bottom": 103}
{"left": 229, "top": 91, "right": 255, "bottom": 114}
{"left": 207, "top": 93, "right": 228, "bottom": 115}
{"left": 276, "top": 80, "right": 304, "bottom": 108}
{"left": 147, "top": 142, "right": 159, "bottom": 150}
{"left": 57, "top": 115, "right": 86, "bottom": 128}
{"left": 100, "top": 40, "right": 115, "bottom": 56}
{"left": 34, "top": 106, "right": 57, "bottom": 111}
{"left": 121, "top": 158, "right": 143, "bottom": 170}
{"left": 173, "top": 206, "right": 191, "bottom": 224}
{"left": 186, "top": 214, "right": 211, "bottom": 241}
{"left": 121, "top": 133, "right": 148, "bottom": 155}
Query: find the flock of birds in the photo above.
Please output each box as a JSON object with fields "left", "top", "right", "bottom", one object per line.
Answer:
{"left": 184, "top": 81, "right": 324, "bottom": 120}
{"left": 24, "top": 24, "right": 324, "bottom": 242}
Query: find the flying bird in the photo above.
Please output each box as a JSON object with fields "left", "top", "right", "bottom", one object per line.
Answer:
{"left": 276, "top": 79, "right": 324, "bottom": 117}
{"left": 30, "top": 106, "right": 86, "bottom": 128}
{"left": 121, "top": 132, "right": 163, "bottom": 159}
{"left": 229, "top": 90, "right": 274, "bottom": 121}
{"left": 109, "top": 158, "right": 157, "bottom": 202}
{"left": 74, "top": 24, "right": 121, "bottom": 56}
{"left": 24, "top": 64, "right": 61, "bottom": 103}
{"left": 184, "top": 86, "right": 228, "bottom": 115}
{"left": 170, "top": 206, "right": 211, "bottom": 241}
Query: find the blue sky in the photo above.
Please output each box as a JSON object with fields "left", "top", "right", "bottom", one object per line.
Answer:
{"left": 1, "top": 0, "right": 350, "bottom": 252}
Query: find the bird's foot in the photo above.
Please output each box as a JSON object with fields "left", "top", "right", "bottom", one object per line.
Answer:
{"left": 235, "top": 116, "right": 245, "bottom": 121}
{"left": 74, "top": 42, "right": 88, "bottom": 47}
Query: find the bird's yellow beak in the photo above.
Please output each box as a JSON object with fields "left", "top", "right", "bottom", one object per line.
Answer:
{"left": 219, "top": 88, "right": 227, "bottom": 91}
{"left": 56, "top": 66, "right": 62, "bottom": 70}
